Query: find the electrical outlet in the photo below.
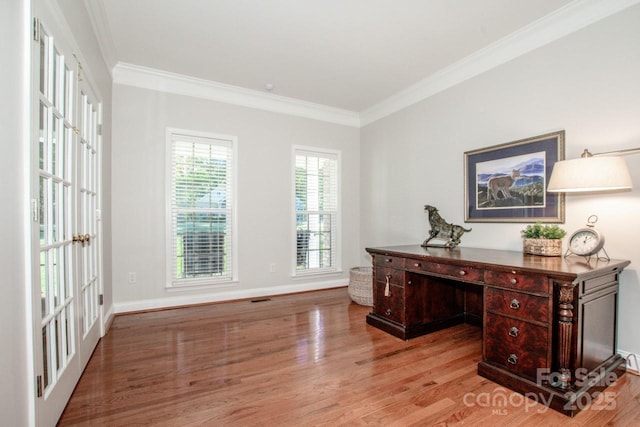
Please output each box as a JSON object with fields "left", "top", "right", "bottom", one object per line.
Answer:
{"left": 269, "top": 263, "right": 276, "bottom": 273}
{"left": 128, "top": 272, "right": 137, "bottom": 284}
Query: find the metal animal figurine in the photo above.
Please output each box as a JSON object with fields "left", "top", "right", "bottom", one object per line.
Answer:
{"left": 422, "top": 205, "right": 472, "bottom": 248}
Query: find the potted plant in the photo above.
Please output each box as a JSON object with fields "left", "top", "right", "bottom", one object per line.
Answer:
{"left": 521, "top": 222, "right": 566, "bottom": 256}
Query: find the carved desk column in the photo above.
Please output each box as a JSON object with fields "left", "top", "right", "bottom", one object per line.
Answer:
{"left": 556, "top": 281, "right": 577, "bottom": 389}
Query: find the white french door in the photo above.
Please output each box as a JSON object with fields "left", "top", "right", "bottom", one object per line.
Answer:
{"left": 77, "top": 85, "right": 102, "bottom": 368}
{"left": 31, "top": 8, "right": 102, "bottom": 425}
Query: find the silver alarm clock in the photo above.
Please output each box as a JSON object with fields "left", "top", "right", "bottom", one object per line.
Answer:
{"left": 565, "top": 215, "right": 610, "bottom": 261}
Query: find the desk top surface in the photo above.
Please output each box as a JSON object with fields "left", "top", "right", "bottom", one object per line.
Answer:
{"left": 366, "top": 245, "right": 630, "bottom": 281}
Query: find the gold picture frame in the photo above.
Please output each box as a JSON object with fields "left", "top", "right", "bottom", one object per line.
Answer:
{"left": 464, "top": 131, "right": 565, "bottom": 223}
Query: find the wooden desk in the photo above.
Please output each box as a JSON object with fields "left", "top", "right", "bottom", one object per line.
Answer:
{"left": 365, "top": 245, "right": 630, "bottom": 416}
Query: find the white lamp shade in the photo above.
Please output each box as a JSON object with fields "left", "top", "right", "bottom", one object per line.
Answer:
{"left": 547, "top": 156, "right": 633, "bottom": 192}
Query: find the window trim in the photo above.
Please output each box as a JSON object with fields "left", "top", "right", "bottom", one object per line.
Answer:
{"left": 291, "top": 145, "right": 342, "bottom": 277}
{"left": 165, "top": 127, "right": 238, "bottom": 289}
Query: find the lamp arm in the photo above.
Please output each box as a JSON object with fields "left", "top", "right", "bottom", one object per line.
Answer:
{"left": 586, "top": 147, "right": 640, "bottom": 157}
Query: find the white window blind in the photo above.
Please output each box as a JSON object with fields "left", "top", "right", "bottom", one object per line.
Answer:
{"left": 169, "top": 131, "right": 235, "bottom": 285}
{"left": 294, "top": 148, "right": 339, "bottom": 274}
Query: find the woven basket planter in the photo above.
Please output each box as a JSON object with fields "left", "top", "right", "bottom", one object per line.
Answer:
{"left": 523, "top": 238, "right": 562, "bottom": 257}
{"left": 348, "top": 267, "right": 373, "bottom": 306}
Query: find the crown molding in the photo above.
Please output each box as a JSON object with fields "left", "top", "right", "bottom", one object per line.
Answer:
{"left": 112, "top": 63, "right": 361, "bottom": 127}
{"left": 360, "top": 0, "right": 640, "bottom": 126}
{"left": 97, "top": 0, "right": 639, "bottom": 128}
{"left": 84, "top": 0, "right": 117, "bottom": 74}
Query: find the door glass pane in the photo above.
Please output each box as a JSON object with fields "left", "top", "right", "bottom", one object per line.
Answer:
{"left": 52, "top": 48, "right": 59, "bottom": 110}
{"left": 51, "top": 181, "right": 58, "bottom": 242}
{"left": 40, "top": 251, "right": 48, "bottom": 317}
{"left": 51, "top": 118, "right": 65, "bottom": 178}
{"left": 64, "top": 65, "right": 72, "bottom": 120}
{"left": 55, "top": 49, "right": 64, "bottom": 113}
{"left": 39, "top": 177, "right": 47, "bottom": 245}
{"left": 53, "top": 248, "right": 60, "bottom": 308}
{"left": 63, "top": 185, "right": 70, "bottom": 240}
{"left": 64, "top": 126, "right": 72, "bottom": 181}
{"left": 54, "top": 315, "right": 61, "bottom": 370}
{"left": 42, "top": 326, "right": 50, "bottom": 389}
{"left": 65, "top": 306, "right": 72, "bottom": 357}
{"left": 59, "top": 309, "right": 67, "bottom": 365}
{"left": 80, "top": 192, "right": 85, "bottom": 241}
{"left": 64, "top": 245, "right": 71, "bottom": 301}
{"left": 80, "top": 92, "right": 86, "bottom": 138}
{"left": 39, "top": 33, "right": 46, "bottom": 96}
{"left": 82, "top": 287, "right": 88, "bottom": 334}
{"left": 58, "top": 183, "right": 65, "bottom": 240}
{"left": 83, "top": 231, "right": 89, "bottom": 284}
{"left": 58, "top": 245, "right": 66, "bottom": 301}
{"left": 39, "top": 103, "right": 46, "bottom": 170}
{"left": 51, "top": 117, "right": 58, "bottom": 176}
{"left": 59, "top": 124, "right": 66, "bottom": 181}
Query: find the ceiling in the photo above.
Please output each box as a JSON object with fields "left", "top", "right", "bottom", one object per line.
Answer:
{"left": 91, "top": 0, "right": 577, "bottom": 113}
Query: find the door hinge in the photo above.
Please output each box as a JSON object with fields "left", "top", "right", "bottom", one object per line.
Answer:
{"left": 33, "top": 18, "right": 40, "bottom": 42}
{"left": 99, "top": 294, "right": 104, "bottom": 306}
{"left": 97, "top": 124, "right": 103, "bottom": 136}
{"left": 36, "top": 375, "right": 43, "bottom": 398}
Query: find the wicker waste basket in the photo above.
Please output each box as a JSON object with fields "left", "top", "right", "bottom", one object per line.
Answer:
{"left": 348, "top": 267, "right": 373, "bottom": 306}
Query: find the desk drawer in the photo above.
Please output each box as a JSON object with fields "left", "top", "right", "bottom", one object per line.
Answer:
{"left": 373, "top": 282, "right": 404, "bottom": 324}
{"left": 375, "top": 267, "right": 404, "bottom": 288}
{"left": 485, "top": 313, "right": 549, "bottom": 354}
{"left": 484, "top": 270, "right": 549, "bottom": 294}
{"left": 407, "top": 259, "right": 482, "bottom": 282}
{"left": 485, "top": 288, "right": 549, "bottom": 323}
{"left": 484, "top": 316, "right": 549, "bottom": 379}
{"left": 374, "top": 255, "right": 405, "bottom": 269}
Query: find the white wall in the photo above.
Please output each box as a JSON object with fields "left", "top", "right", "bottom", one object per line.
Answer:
{"left": 111, "top": 85, "right": 360, "bottom": 311}
{"left": 361, "top": 6, "right": 640, "bottom": 356}
{"left": 0, "top": 1, "right": 31, "bottom": 425}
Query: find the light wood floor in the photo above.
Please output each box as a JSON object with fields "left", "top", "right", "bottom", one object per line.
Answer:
{"left": 58, "top": 287, "right": 640, "bottom": 426}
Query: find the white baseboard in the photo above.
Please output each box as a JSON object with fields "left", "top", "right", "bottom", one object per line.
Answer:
{"left": 113, "top": 279, "right": 347, "bottom": 314}
{"left": 101, "top": 305, "right": 115, "bottom": 335}
{"left": 618, "top": 350, "right": 640, "bottom": 374}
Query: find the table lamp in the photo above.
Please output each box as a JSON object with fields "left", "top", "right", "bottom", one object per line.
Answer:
{"left": 547, "top": 148, "right": 638, "bottom": 193}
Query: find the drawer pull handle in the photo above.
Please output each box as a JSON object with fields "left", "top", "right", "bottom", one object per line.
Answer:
{"left": 510, "top": 278, "right": 517, "bottom": 285}
{"left": 459, "top": 270, "right": 466, "bottom": 276}
{"left": 507, "top": 354, "right": 518, "bottom": 365}
{"left": 384, "top": 275, "right": 391, "bottom": 297}
{"left": 509, "top": 299, "right": 520, "bottom": 310}
{"left": 386, "top": 258, "right": 393, "bottom": 263}
{"left": 509, "top": 327, "right": 519, "bottom": 337}
{"left": 414, "top": 262, "right": 420, "bottom": 268}
{"left": 385, "top": 309, "right": 392, "bottom": 316}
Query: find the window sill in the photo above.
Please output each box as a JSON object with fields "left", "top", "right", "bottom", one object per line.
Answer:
{"left": 166, "top": 279, "right": 239, "bottom": 292}
{"left": 291, "top": 269, "right": 343, "bottom": 280}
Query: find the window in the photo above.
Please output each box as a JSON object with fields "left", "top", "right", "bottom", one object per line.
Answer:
{"left": 167, "top": 129, "right": 236, "bottom": 286}
{"left": 294, "top": 147, "right": 340, "bottom": 275}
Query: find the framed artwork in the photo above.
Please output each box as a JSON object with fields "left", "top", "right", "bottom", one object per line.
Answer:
{"left": 464, "top": 131, "right": 565, "bottom": 223}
